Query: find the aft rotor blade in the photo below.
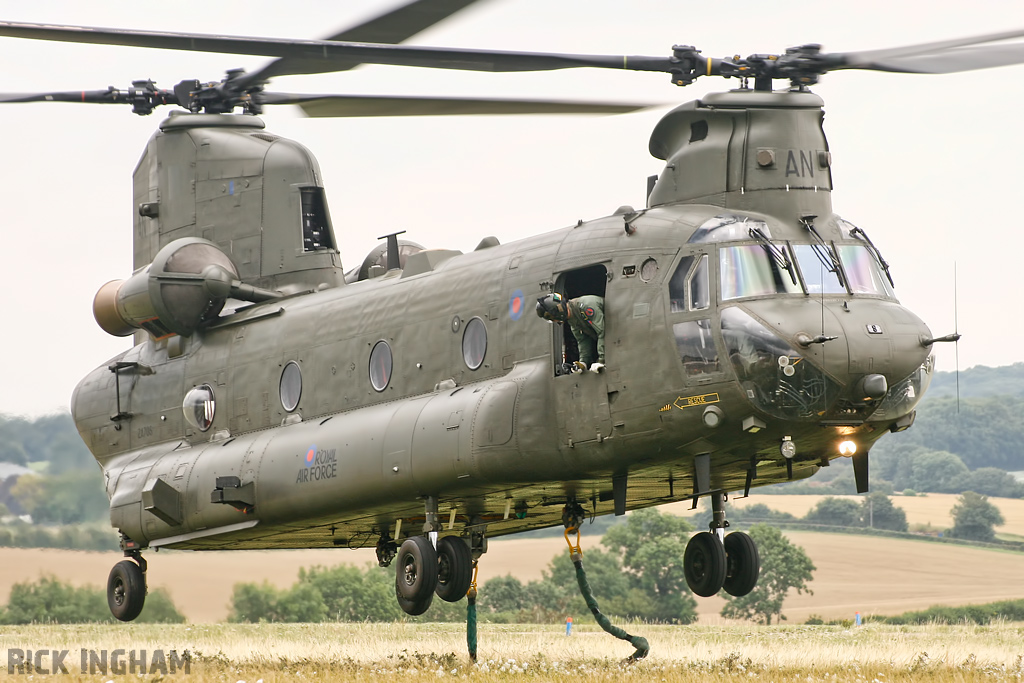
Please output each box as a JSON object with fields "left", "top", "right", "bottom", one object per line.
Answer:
{"left": 0, "top": 21, "right": 673, "bottom": 75}
{"left": 834, "top": 27, "right": 1024, "bottom": 73}
{"left": 241, "top": 0, "right": 488, "bottom": 87}
{"left": 260, "top": 92, "right": 652, "bottom": 117}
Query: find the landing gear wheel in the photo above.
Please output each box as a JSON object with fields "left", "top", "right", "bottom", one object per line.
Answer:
{"left": 395, "top": 536, "right": 439, "bottom": 610}
{"left": 435, "top": 536, "right": 472, "bottom": 602}
{"left": 395, "top": 581, "right": 434, "bottom": 616}
{"left": 107, "top": 560, "right": 146, "bottom": 622}
{"left": 684, "top": 531, "right": 727, "bottom": 597}
{"left": 723, "top": 531, "right": 760, "bottom": 597}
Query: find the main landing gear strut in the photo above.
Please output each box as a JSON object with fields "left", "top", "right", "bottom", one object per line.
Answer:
{"left": 107, "top": 537, "right": 147, "bottom": 621}
{"left": 388, "top": 496, "right": 477, "bottom": 616}
{"left": 683, "top": 492, "right": 760, "bottom": 598}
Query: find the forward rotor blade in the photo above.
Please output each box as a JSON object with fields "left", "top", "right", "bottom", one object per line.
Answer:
{"left": 241, "top": 0, "right": 487, "bottom": 87}
{"left": 0, "top": 88, "right": 177, "bottom": 106}
{"left": 834, "top": 27, "right": 1024, "bottom": 74}
{"left": 0, "top": 21, "right": 672, "bottom": 75}
{"left": 260, "top": 92, "right": 652, "bottom": 117}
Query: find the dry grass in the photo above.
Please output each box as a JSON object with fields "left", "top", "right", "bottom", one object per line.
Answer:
{"left": 1, "top": 622, "right": 1022, "bottom": 681}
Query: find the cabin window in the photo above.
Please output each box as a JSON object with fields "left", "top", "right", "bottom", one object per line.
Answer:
{"left": 280, "top": 361, "right": 302, "bottom": 412}
{"left": 673, "top": 319, "right": 719, "bottom": 376}
{"left": 183, "top": 384, "right": 215, "bottom": 432}
{"left": 300, "top": 187, "right": 335, "bottom": 252}
{"left": 462, "top": 317, "right": 487, "bottom": 370}
{"left": 669, "top": 256, "right": 693, "bottom": 312}
{"left": 369, "top": 340, "right": 392, "bottom": 392}
{"left": 720, "top": 245, "right": 801, "bottom": 300}
{"left": 689, "top": 214, "right": 771, "bottom": 244}
{"left": 669, "top": 254, "right": 710, "bottom": 312}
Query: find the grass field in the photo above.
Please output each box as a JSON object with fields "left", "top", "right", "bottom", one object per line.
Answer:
{"left": 1, "top": 622, "right": 1022, "bottom": 681}
{"left": 1, "top": 495, "right": 1022, "bottom": 624}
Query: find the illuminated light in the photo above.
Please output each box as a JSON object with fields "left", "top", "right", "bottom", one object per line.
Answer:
{"left": 839, "top": 440, "right": 857, "bottom": 456}
{"left": 780, "top": 437, "right": 796, "bottom": 459}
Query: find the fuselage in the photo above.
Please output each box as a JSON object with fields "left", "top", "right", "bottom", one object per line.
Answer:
{"left": 69, "top": 89, "right": 934, "bottom": 551}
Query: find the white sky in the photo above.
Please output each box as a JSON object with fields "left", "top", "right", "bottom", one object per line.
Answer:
{"left": 1, "top": 0, "right": 1022, "bottom": 416}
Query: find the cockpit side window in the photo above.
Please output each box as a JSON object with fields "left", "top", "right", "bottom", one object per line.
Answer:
{"left": 669, "top": 254, "right": 710, "bottom": 312}
{"left": 669, "top": 256, "right": 694, "bottom": 312}
{"left": 689, "top": 255, "right": 710, "bottom": 310}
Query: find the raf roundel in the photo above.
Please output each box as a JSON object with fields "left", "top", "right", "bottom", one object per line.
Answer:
{"left": 509, "top": 289, "right": 525, "bottom": 321}
{"left": 305, "top": 445, "right": 317, "bottom": 468}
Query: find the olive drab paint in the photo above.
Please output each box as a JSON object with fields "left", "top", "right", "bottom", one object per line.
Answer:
{"left": 70, "top": 87, "right": 934, "bottom": 555}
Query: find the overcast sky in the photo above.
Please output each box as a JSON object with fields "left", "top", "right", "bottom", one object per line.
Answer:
{"left": 1, "top": 0, "right": 1022, "bottom": 416}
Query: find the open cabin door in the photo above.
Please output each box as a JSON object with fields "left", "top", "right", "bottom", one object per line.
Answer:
{"left": 549, "top": 264, "right": 612, "bottom": 445}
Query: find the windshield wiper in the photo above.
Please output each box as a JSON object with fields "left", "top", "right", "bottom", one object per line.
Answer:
{"left": 800, "top": 215, "right": 846, "bottom": 288}
{"left": 849, "top": 226, "right": 894, "bottom": 287}
{"left": 748, "top": 225, "right": 797, "bottom": 285}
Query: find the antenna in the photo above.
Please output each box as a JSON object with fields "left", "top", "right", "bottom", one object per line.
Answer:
{"left": 954, "top": 262, "right": 960, "bottom": 413}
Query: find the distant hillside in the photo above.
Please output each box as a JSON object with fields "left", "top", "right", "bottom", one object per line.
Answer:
{"left": 925, "top": 363, "right": 1024, "bottom": 399}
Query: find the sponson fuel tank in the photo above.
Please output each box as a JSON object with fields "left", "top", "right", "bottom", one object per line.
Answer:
{"left": 98, "top": 360, "right": 566, "bottom": 548}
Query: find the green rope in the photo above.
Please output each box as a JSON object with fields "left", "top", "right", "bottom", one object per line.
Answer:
{"left": 572, "top": 552, "right": 649, "bottom": 662}
{"left": 466, "top": 590, "right": 478, "bottom": 662}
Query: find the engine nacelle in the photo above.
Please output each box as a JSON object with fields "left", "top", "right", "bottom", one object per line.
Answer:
{"left": 93, "top": 238, "right": 238, "bottom": 339}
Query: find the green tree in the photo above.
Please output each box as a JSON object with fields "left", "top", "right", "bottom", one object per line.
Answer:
{"left": 480, "top": 574, "right": 528, "bottom": 613}
{"left": 299, "top": 564, "right": 400, "bottom": 621}
{"left": 720, "top": 524, "right": 815, "bottom": 625}
{"left": 10, "top": 471, "right": 108, "bottom": 524}
{"left": 860, "top": 492, "right": 908, "bottom": 531}
{"left": 950, "top": 491, "right": 1005, "bottom": 542}
{"left": 804, "top": 497, "right": 863, "bottom": 527}
{"left": 0, "top": 577, "right": 184, "bottom": 624}
{"left": 601, "top": 507, "right": 698, "bottom": 624}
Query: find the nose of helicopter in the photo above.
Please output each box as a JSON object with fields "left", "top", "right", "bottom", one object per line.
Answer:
{"left": 738, "top": 297, "right": 933, "bottom": 405}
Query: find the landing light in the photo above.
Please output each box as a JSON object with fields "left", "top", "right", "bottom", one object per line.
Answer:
{"left": 838, "top": 440, "right": 857, "bottom": 456}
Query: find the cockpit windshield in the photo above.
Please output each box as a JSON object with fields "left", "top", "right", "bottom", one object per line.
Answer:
{"left": 720, "top": 244, "right": 802, "bottom": 300}
{"left": 792, "top": 244, "right": 845, "bottom": 294}
{"left": 838, "top": 244, "right": 896, "bottom": 297}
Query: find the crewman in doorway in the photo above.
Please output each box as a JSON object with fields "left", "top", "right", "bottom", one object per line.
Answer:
{"left": 536, "top": 292, "right": 605, "bottom": 372}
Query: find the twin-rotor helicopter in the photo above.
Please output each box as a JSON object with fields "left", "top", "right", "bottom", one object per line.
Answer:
{"left": 2, "top": 0, "right": 1022, "bottom": 629}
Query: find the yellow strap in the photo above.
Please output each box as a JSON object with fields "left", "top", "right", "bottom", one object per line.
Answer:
{"left": 565, "top": 528, "right": 581, "bottom": 557}
{"left": 707, "top": 57, "right": 713, "bottom": 76}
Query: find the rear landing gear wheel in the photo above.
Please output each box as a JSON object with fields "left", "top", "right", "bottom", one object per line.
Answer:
{"left": 435, "top": 536, "right": 472, "bottom": 602}
{"left": 723, "top": 531, "right": 760, "bottom": 597}
{"left": 684, "top": 531, "right": 726, "bottom": 597}
{"left": 107, "top": 559, "right": 146, "bottom": 621}
{"left": 395, "top": 536, "right": 438, "bottom": 615}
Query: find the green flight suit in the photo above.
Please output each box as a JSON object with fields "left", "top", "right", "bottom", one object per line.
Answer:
{"left": 567, "top": 295, "right": 605, "bottom": 366}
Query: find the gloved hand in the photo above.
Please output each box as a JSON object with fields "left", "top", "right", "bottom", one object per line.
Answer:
{"left": 589, "top": 362, "right": 605, "bottom": 373}
{"left": 571, "top": 361, "right": 587, "bottom": 374}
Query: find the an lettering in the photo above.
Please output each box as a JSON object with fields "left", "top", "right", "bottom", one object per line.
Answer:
{"left": 785, "top": 150, "right": 816, "bottom": 178}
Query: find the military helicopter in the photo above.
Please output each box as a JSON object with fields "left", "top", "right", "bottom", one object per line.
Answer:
{"left": 2, "top": 0, "right": 1022, "bottom": 623}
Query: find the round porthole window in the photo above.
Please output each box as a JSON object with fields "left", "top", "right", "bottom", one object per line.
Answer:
{"left": 280, "top": 361, "right": 302, "bottom": 412}
{"left": 640, "top": 257, "right": 659, "bottom": 282}
{"left": 183, "top": 384, "right": 216, "bottom": 432}
{"left": 369, "top": 340, "right": 393, "bottom": 391}
{"left": 462, "top": 317, "right": 487, "bottom": 370}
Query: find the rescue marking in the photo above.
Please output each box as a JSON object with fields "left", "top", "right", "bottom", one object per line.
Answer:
{"left": 673, "top": 392, "right": 721, "bottom": 410}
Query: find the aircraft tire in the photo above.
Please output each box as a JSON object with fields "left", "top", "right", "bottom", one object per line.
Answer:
{"left": 396, "top": 536, "right": 439, "bottom": 603}
{"left": 435, "top": 536, "right": 473, "bottom": 602}
{"left": 395, "top": 579, "right": 435, "bottom": 616}
{"left": 684, "top": 531, "right": 727, "bottom": 597}
{"left": 722, "top": 531, "right": 760, "bottom": 597}
{"left": 107, "top": 560, "right": 146, "bottom": 622}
